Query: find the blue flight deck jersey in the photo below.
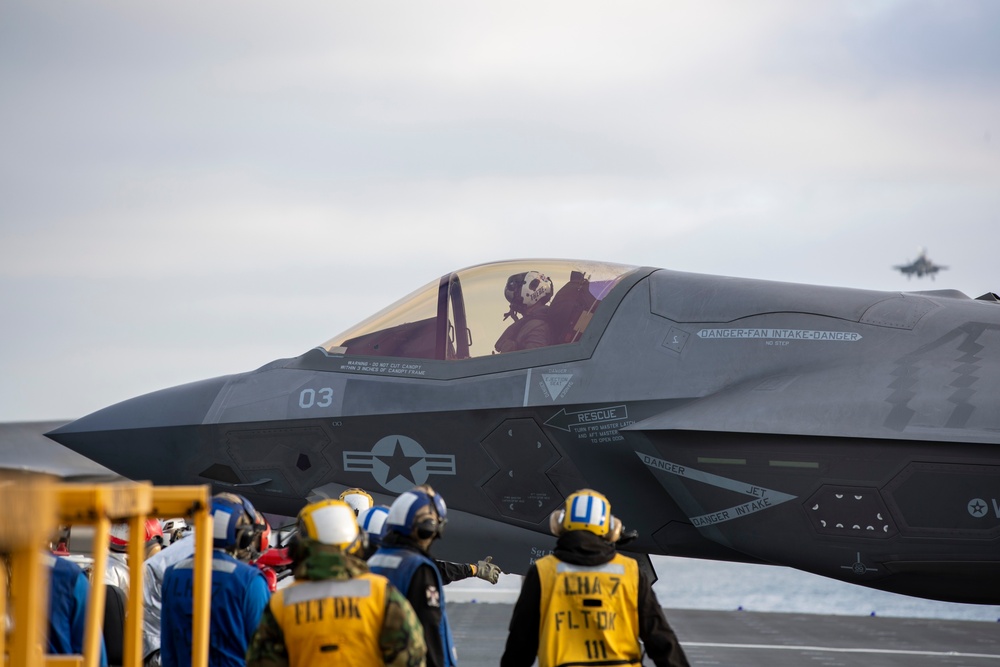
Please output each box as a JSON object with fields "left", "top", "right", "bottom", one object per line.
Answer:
{"left": 47, "top": 554, "right": 108, "bottom": 667}
{"left": 160, "top": 550, "right": 270, "bottom": 667}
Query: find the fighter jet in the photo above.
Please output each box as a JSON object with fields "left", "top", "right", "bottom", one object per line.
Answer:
{"left": 895, "top": 247, "right": 948, "bottom": 279}
{"left": 47, "top": 259, "right": 1000, "bottom": 604}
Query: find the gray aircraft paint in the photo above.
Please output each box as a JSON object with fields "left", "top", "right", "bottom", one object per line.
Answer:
{"left": 43, "top": 261, "right": 1000, "bottom": 604}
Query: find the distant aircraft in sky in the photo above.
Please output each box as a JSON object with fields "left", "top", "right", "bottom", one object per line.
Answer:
{"left": 894, "top": 248, "right": 948, "bottom": 280}
{"left": 42, "top": 258, "right": 1000, "bottom": 605}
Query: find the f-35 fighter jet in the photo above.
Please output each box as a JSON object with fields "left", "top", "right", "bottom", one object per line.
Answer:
{"left": 49, "top": 259, "right": 1000, "bottom": 604}
{"left": 895, "top": 247, "right": 948, "bottom": 279}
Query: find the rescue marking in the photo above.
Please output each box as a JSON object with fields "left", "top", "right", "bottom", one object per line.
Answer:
{"left": 636, "top": 451, "right": 797, "bottom": 526}
{"left": 697, "top": 328, "right": 862, "bottom": 342}
{"left": 344, "top": 435, "right": 456, "bottom": 494}
{"left": 544, "top": 405, "right": 628, "bottom": 432}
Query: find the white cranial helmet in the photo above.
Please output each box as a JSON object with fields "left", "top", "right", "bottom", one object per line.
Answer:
{"left": 339, "top": 488, "right": 374, "bottom": 515}
{"left": 504, "top": 271, "right": 554, "bottom": 315}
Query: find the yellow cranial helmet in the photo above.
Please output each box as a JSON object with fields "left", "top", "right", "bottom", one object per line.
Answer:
{"left": 339, "top": 488, "right": 374, "bottom": 515}
{"left": 297, "top": 499, "right": 365, "bottom": 556}
{"left": 550, "top": 489, "right": 623, "bottom": 542}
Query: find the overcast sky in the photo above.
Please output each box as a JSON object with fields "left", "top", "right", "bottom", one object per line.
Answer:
{"left": 2, "top": 1, "right": 997, "bottom": 421}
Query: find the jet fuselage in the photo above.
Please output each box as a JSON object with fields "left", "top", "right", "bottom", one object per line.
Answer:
{"left": 49, "top": 261, "right": 1000, "bottom": 603}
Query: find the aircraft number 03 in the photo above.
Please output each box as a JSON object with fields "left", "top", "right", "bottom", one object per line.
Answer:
{"left": 298, "top": 387, "right": 334, "bottom": 409}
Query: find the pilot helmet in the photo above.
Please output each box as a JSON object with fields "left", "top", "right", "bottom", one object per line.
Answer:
{"left": 504, "top": 271, "right": 554, "bottom": 316}
{"left": 297, "top": 499, "right": 366, "bottom": 556}
{"left": 384, "top": 486, "right": 447, "bottom": 541}
{"left": 339, "top": 487, "right": 374, "bottom": 515}
{"left": 549, "top": 488, "right": 623, "bottom": 542}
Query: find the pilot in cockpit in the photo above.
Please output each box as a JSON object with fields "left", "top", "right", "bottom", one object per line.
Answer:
{"left": 494, "top": 270, "right": 555, "bottom": 353}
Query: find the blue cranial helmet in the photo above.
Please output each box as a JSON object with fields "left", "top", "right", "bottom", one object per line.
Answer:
{"left": 384, "top": 487, "right": 447, "bottom": 540}
{"left": 211, "top": 492, "right": 260, "bottom": 556}
{"left": 357, "top": 505, "right": 390, "bottom": 548}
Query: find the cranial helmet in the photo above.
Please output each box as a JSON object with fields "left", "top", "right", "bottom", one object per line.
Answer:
{"left": 161, "top": 518, "right": 190, "bottom": 546}
{"left": 297, "top": 499, "right": 366, "bottom": 556}
{"left": 357, "top": 505, "right": 390, "bottom": 548}
{"left": 211, "top": 492, "right": 262, "bottom": 558}
{"left": 339, "top": 488, "right": 374, "bottom": 515}
{"left": 109, "top": 518, "right": 164, "bottom": 553}
{"left": 504, "top": 271, "right": 554, "bottom": 316}
{"left": 549, "top": 489, "right": 623, "bottom": 542}
{"left": 384, "top": 486, "right": 448, "bottom": 541}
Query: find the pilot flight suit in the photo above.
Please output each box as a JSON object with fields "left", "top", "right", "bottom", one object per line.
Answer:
{"left": 494, "top": 303, "right": 552, "bottom": 353}
{"left": 500, "top": 530, "right": 689, "bottom": 667}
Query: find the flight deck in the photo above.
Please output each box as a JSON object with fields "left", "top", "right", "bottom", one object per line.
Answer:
{"left": 449, "top": 603, "right": 1000, "bottom": 667}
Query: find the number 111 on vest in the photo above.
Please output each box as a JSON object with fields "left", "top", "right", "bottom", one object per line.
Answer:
{"left": 585, "top": 639, "right": 608, "bottom": 660}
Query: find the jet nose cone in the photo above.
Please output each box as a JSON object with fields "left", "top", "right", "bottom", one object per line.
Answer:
{"left": 47, "top": 375, "right": 232, "bottom": 480}
{"left": 50, "top": 375, "right": 231, "bottom": 435}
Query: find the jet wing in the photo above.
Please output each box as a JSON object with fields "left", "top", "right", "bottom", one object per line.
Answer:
{"left": 0, "top": 421, "right": 121, "bottom": 480}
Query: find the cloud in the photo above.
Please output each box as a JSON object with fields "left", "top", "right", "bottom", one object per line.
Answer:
{"left": 1, "top": 0, "right": 998, "bottom": 420}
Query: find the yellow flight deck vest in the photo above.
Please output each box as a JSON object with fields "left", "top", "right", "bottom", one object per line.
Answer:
{"left": 270, "top": 573, "right": 387, "bottom": 667}
{"left": 536, "top": 553, "right": 642, "bottom": 667}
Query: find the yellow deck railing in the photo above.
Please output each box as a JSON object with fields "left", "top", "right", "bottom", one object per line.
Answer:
{"left": 2, "top": 477, "right": 213, "bottom": 667}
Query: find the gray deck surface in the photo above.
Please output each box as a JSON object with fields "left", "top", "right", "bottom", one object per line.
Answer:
{"left": 449, "top": 603, "right": 1000, "bottom": 666}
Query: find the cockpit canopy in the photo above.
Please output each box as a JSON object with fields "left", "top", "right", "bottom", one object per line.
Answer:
{"left": 320, "top": 260, "right": 639, "bottom": 360}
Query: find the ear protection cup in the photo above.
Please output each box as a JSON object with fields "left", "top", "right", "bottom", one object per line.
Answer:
{"left": 549, "top": 509, "right": 565, "bottom": 537}
{"left": 232, "top": 505, "right": 264, "bottom": 556}
{"left": 554, "top": 490, "right": 623, "bottom": 542}
{"left": 607, "top": 516, "right": 623, "bottom": 543}
{"left": 235, "top": 525, "right": 253, "bottom": 551}
{"left": 352, "top": 530, "right": 369, "bottom": 557}
{"left": 212, "top": 493, "right": 262, "bottom": 555}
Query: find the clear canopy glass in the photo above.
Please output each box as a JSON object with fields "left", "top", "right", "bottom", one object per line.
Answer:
{"left": 320, "top": 259, "right": 639, "bottom": 360}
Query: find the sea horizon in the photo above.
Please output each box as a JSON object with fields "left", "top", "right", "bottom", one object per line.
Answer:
{"left": 445, "top": 555, "right": 1000, "bottom": 623}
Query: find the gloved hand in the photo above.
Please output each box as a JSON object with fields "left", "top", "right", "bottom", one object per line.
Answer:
{"left": 617, "top": 528, "right": 639, "bottom": 547}
{"left": 474, "top": 556, "right": 502, "bottom": 584}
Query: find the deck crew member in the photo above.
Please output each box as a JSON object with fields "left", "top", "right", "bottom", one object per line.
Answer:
{"left": 160, "top": 493, "right": 270, "bottom": 667}
{"left": 246, "top": 498, "right": 426, "bottom": 667}
{"left": 500, "top": 489, "right": 689, "bottom": 667}
{"left": 358, "top": 498, "right": 502, "bottom": 586}
{"left": 369, "top": 485, "right": 463, "bottom": 667}
{"left": 47, "top": 552, "right": 109, "bottom": 666}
